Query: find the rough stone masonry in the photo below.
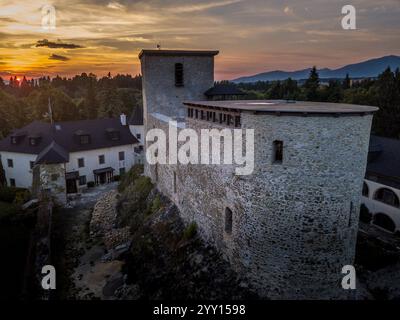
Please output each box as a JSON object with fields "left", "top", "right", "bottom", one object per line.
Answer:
{"left": 139, "top": 49, "right": 378, "bottom": 299}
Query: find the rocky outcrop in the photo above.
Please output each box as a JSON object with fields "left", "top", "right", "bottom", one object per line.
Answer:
{"left": 89, "top": 190, "right": 130, "bottom": 250}
{"left": 118, "top": 189, "right": 258, "bottom": 300}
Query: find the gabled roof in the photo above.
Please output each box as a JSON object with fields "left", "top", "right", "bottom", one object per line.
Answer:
{"left": 129, "top": 106, "right": 144, "bottom": 126}
{"left": 0, "top": 118, "right": 139, "bottom": 156}
{"left": 204, "top": 84, "right": 246, "bottom": 97}
{"left": 35, "top": 141, "right": 69, "bottom": 165}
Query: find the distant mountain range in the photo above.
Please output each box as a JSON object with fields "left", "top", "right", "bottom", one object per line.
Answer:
{"left": 233, "top": 55, "right": 400, "bottom": 83}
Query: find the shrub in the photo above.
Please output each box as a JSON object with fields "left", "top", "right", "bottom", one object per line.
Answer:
{"left": 147, "top": 195, "right": 162, "bottom": 216}
{"left": 183, "top": 222, "right": 197, "bottom": 240}
{"left": 14, "top": 189, "right": 31, "bottom": 205}
{"left": 117, "top": 176, "right": 153, "bottom": 231}
{"left": 118, "top": 164, "right": 144, "bottom": 192}
{"left": 0, "top": 201, "right": 19, "bottom": 222}
{"left": 0, "top": 187, "right": 18, "bottom": 203}
{"left": 113, "top": 175, "right": 121, "bottom": 182}
{"left": 87, "top": 181, "right": 95, "bottom": 188}
{"left": 359, "top": 204, "right": 372, "bottom": 223}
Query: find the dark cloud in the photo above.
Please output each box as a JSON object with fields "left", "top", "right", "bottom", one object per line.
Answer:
{"left": 0, "top": 17, "right": 17, "bottom": 23}
{"left": 36, "top": 39, "right": 84, "bottom": 49}
{"left": 49, "top": 54, "right": 70, "bottom": 61}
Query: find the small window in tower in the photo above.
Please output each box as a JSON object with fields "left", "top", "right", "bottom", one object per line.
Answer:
{"left": 175, "top": 63, "right": 184, "bottom": 87}
{"left": 273, "top": 140, "right": 283, "bottom": 164}
{"left": 225, "top": 207, "right": 233, "bottom": 235}
{"left": 173, "top": 171, "right": 177, "bottom": 193}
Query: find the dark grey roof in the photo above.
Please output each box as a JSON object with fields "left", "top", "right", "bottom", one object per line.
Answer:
{"left": 129, "top": 106, "right": 144, "bottom": 125}
{"left": 204, "top": 84, "right": 246, "bottom": 97}
{"left": 0, "top": 118, "right": 139, "bottom": 156}
{"left": 367, "top": 135, "right": 400, "bottom": 187}
{"left": 139, "top": 49, "right": 219, "bottom": 59}
{"left": 35, "top": 141, "right": 69, "bottom": 165}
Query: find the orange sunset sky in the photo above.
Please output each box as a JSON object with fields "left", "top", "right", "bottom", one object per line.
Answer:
{"left": 1, "top": 0, "right": 400, "bottom": 80}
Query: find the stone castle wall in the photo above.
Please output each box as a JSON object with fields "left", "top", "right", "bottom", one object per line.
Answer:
{"left": 145, "top": 110, "right": 373, "bottom": 299}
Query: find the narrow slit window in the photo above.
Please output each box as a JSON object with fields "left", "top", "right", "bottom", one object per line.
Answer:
{"left": 225, "top": 207, "right": 233, "bottom": 234}
{"left": 273, "top": 140, "right": 283, "bottom": 164}
{"left": 175, "top": 63, "right": 184, "bottom": 87}
{"left": 173, "top": 171, "right": 177, "bottom": 193}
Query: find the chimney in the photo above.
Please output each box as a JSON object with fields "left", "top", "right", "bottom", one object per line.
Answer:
{"left": 120, "top": 113, "right": 127, "bottom": 126}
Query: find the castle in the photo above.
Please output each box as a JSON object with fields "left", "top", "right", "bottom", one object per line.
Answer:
{"left": 139, "top": 49, "right": 378, "bottom": 299}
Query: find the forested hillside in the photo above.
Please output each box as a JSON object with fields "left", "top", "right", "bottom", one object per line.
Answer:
{"left": 1, "top": 67, "right": 399, "bottom": 140}
{"left": 0, "top": 73, "right": 142, "bottom": 138}
{"left": 237, "top": 67, "right": 400, "bottom": 139}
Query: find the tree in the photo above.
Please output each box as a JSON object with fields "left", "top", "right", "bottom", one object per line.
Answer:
{"left": 282, "top": 78, "right": 298, "bottom": 100}
{"left": 20, "top": 76, "right": 33, "bottom": 97}
{"left": 342, "top": 73, "right": 351, "bottom": 90}
{"left": 304, "top": 66, "right": 320, "bottom": 101}
{"left": 82, "top": 78, "right": 98, "bottom": 119}
{"left": 0, "top": 77, "right": 5, "bottom": 89}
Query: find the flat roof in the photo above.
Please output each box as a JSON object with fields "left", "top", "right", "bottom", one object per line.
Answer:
{"left": 183, "top": 100, "right": 378, "bottom": 115}
{"left": 139, "top": 49, "right": 219, "bottom": 59}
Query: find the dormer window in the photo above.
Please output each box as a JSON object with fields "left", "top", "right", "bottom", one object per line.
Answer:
{"left": 80, "top": 135, "right": 90, "bottom": 145}
{"left": 106, "top": 128, "right": 120, "bottom": 141}
{"left": 10, "top": 131, "right": 26, "bottom": 145}
{"left": 75, "top": 130, "right": 91, "bottom": 145}
{"left": 175, "top": 63, "right": 184, "bottom": 87}
{"left": 29, "top": 137, "right": 40, "bottom": 146}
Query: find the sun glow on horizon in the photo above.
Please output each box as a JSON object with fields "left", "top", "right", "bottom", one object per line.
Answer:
{"left": 0, "top": 0, "right": 400, "bottom": 80}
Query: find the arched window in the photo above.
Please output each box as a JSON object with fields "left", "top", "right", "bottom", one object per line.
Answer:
{"left": 224, "top": 207, "right": 233, "bottom": 234}
{"left": 373, "top": 213, "right": 396, "bottom": 233}
{"left": 362, "top": 182, "right": 369, "bottom": 197}
{"left": 374, "top": 188, "right": 400, "bottom": 208}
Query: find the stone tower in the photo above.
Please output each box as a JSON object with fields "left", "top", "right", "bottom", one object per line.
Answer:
{"left": 139, "top": 49, "right": 378, "bottom": 299}
{"left": 139, "top": 49, "right": 218, "bottom": 118}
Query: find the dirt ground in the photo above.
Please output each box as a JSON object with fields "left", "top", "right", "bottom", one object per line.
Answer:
{"left": 51, "top": 183, "right": 122, "bottom": 300}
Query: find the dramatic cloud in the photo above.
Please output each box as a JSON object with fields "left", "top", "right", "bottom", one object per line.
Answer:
{"left": 0, "top": 0, "right": 399, "bottom": 79}
{"left": 36, "top": 39, "right": 83, "bottom": 49}
{"left": 49, "top": 54, "right": 70, "bottom": 61}
{"left": 107, "top": 1, "right": 125, "bottom": 10}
